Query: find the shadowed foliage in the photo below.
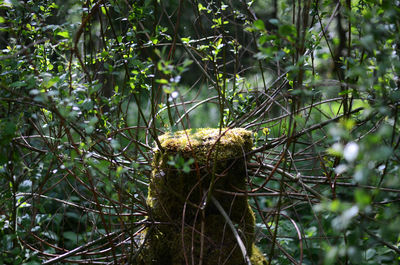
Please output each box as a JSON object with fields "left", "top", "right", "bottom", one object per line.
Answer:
{"left": 0, "top": 0, "right": 400, "bottom": 264}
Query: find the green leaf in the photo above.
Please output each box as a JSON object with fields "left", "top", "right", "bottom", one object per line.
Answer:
{"left": 0, "top": 120, "right": 16, "bottom": 142}
{"left": 279, "top": 24, "right": 297, "bottom": 39}
{"left": 63, "top": 231, "right": 78, "bottom": 242}
{"left": 354, "top": 189, "right": 371, "bottom": 208}
{"left": 43, "top": 77, "right": 59, "bottom": 88}
{"left": 254, "top": 19, "right": 265, "bottom": 30}
{"left": 57, "top": 31, "right": 69, "bottom": 38}
{"left": 156, "top": 79, "right": 168, "bottom": 84}
{"left": 10, "top": 81, "right": 26, "bottom": 88}
{"left": 181, "top": 37, "right": 190, "bottom": 43}
{"left": 366, "top": 248, "right": 376, "bottom": 260}
{"left": 198, "top": 3, "right": 206, "bottom": 11}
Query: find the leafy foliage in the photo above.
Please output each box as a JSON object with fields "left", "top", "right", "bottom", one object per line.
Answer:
{"left": 0, "top": 0, "right": 399, "bottom": 264}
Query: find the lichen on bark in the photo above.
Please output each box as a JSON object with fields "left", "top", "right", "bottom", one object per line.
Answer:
{"left": 138, "top": 128, "right": 267, "bottom": 265}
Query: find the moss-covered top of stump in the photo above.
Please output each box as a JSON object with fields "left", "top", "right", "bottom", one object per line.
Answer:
{"left": 155, "top": 128, "right": 253, "bottom": 164}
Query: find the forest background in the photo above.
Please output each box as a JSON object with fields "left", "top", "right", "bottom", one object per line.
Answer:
{"left": 0, "top": 0, "right": 400, "bottom": 264}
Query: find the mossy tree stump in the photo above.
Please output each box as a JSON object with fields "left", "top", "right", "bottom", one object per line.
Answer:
{"left": 140, "top": 128, "right": 266, "bottom": 265}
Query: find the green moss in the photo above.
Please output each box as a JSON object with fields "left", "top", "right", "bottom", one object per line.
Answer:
{"left": 155, "top": 127, "right": 253, "bottom": 164}
{"left": 251, "top": 245, "right": 268, "bottom": 265}
{"left": 139, "top": 128, "right": 267, "bottom": 265}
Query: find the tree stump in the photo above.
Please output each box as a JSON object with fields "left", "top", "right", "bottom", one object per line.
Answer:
{"left": 140, "top": 128, "right": 266, "bottom": 265}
